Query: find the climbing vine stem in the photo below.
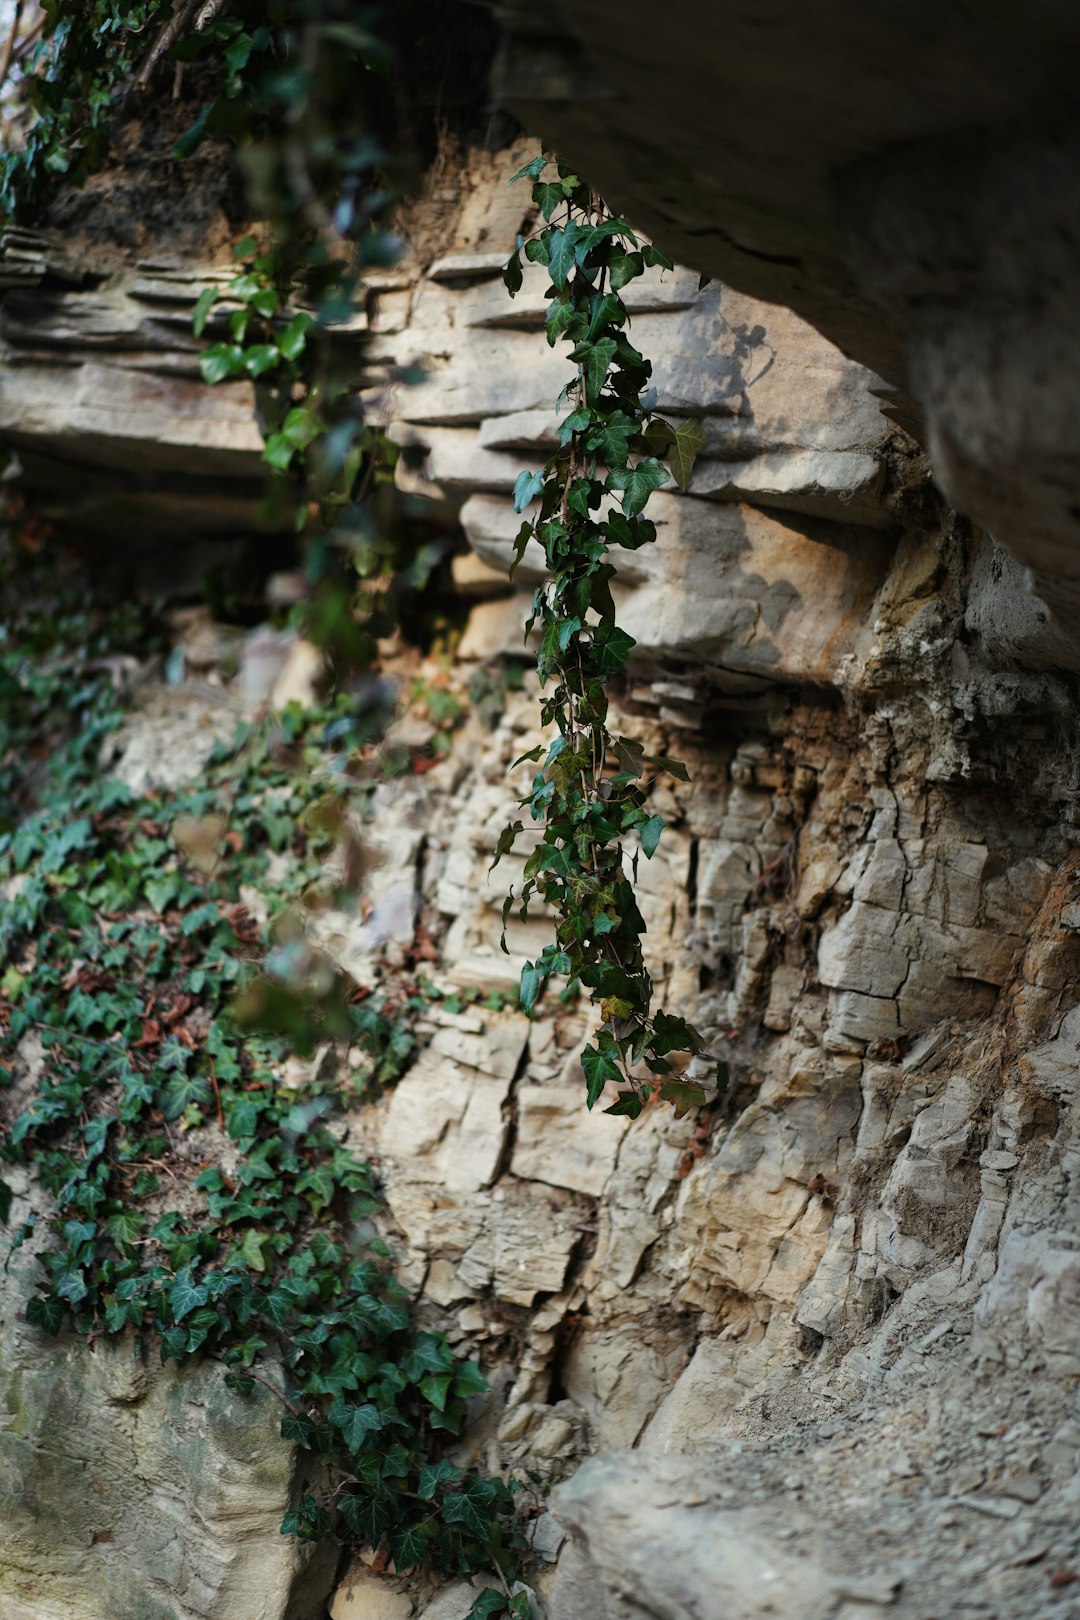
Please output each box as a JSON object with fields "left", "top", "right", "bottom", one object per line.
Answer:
{"left": 494, "top": 156, "right": 724, "bottom": 1120}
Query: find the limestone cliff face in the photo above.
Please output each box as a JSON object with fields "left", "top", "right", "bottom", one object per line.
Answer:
{"left": 3, "top": 150, "right": 1080, "bottom": 1620}
{"left": 493, "top": 0, "right": 1080, "bottom": 655}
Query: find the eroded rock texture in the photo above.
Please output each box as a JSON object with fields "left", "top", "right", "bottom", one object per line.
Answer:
{"left": 493, "top": 2, "right": 1080, "bottom": 654}
{"left": 3, "top": 148, "right": 1080, "bottom": 1620}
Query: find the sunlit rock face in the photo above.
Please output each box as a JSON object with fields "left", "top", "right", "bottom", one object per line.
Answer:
{"left": 4, "top": 143, "right": 1080, "bottom": 1620}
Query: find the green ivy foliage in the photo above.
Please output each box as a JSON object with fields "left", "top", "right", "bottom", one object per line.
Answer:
{"left": 0, "top": 561, "right": 524, "bottom": 1592}
{"left": 0, "top": 2, "right": 172, "bottom": 220}
{"left": 495, "top": 157, "right": 724, "bottom": 1121}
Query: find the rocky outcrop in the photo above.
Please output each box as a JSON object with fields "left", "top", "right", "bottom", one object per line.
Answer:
{"left": 493, "top": 1, "right": 1080, "bottom": 656}
{"left": 4, "top": 145, "right": 1080, "bottom": 1620}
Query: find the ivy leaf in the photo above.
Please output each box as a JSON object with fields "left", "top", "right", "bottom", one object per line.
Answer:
{"left": 582, "top": 1044, "right": 622, "bottom": 1108}
{"left": 330, "top": 1400, "right": 383, "bottom": 1451}
{"left": 170, "top": 1267, "right": 209, "bottom": 1323}
{"left": 145, "top": 873, "right": 179, "bottom": 913}
{"left": 243, "top": 343, "right": 280, "bottom": 378}
{"left": 160, "top": 1072, "right": 211, "bottom": 1121}
{"left": 546, "top": 221, "right": 579, "bottom": 288}
{"left": 277, "top": 312, "right": 312, "bottom": 361}
{"left": 590, "top": 622, "right": 636, "bottom": 674}
{"left": 659, "top": 1079, "right": 709, "bottom": 1118}
{"left": 339, "top": 1490, "right": 395, "bottom": 1545}
{"left": 534, "top": 179, "right": 568, "bottom": 221}
{"left": 645, "top": 754, "right": 691, "bottom": 782}
{"left": 591, "top": 409, "right": 638, "bottom": 468}
{"left": 419, "top": 1372, "right": 452, "bottom": 1411}
{"left": 198, "top": 343, "right": 245, "bottom": 385}
{"left": 651, "top": 1009, "right": 706, "bottom": 1056}
{"left": 510, "top": 520, "right": 535, "bottom": 582}
{"left": 604, "top": 512, "right": 657, "bottom": 551}
{"left": 296, "top": 1165, "right": 335, "bottom": 1208}
{"left": 604, "top": 1089, "right": 646, "bottom": 1119}
{"left": 502, "top": 249, "right": 523, "bottom": 297}
{"left": 418, "top": 1458, "right": 462, "bottom": 1498}
{"left": 402, "top": 1331, "right": 453, "bottom": 1380}
{"left": 389, "top": 1524, "right": 429, "bottom": 1572}
{"left": 192, "top": 285, "right": 218, "bottom": 338}
{"left": 546, "top": 297, "right": 578, "bottom": 347}
{"left": 510, "top": 155, "right": 546, "bottom": 183}
{"left": 640, "top": 815, "right": 665, "bottom": 858}
{"left": 26, "top": 1294, "right": 65, "bottom": 1335}
{"left": 263, "top": 433, "right": 296, "bottom": 471}
{"left": 468, "top": 1593, "right": 507, "bottom": 1620}
{"left": 240, "top": 1228, "right": 267, "bottom": 1271}
{"left": 490, "top": 821, "right": 523, "bottom": 872}
{"left": 606, "top": 456, "right": 669, "bottom": 517}
{"left": 586, "top": 290, "right": 625, "bottom": 341}
{"left": 613, "top": 736, "right": 645, "bottom": 777}
{"left": 513, "top": 469, "right": 545, "bottom": 514}
{"left": 667, "top": 418, "right": 707, "bottom": 491}
{"left": 567, "top": 478, "right": 594, "bottom": 518}
{"left": 106, "top": 1211, "right": 143, "bottom": 1250}
{"left": 519, "top": 960, "right": 545, "bottom": 1016}
{"left": 608, "top": 249, "right": 645, "bottom": 290}
{"left": 452, "top": 1360, "right": 489, "bottom": 1398}
{"left": 558, "top": 405, "right": 592, "bottom": 444}
{"left": 638, "top": 417, "right": 677, "bottom": 458}
{"left": 571, "top": 337, "right": 617, "bottom": 405}
{"left": 280, "top": 1413, "right": 316, "bottom": 1446}
{"left": 641, "top": 243, "right": 675, "bottom": 271}
{"left": 443, "top": 1476, "right": 499, "bottom": 1539}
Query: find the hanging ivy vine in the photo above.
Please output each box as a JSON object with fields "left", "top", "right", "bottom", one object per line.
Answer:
{"left": 495, "top": 156, "right": 723, "bottom": 1120}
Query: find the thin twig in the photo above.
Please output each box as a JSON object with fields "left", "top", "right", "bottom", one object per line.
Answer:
{"left": 134, "top": 0, "right": 200, "bottom": 90}
{"left": 0, "top": 1, "right": 24, "bottom": 95}
{"left": 11, "top": 8, "right": 42, "bottom": 66}
{"left": 244, "top": 1365, "right": 306, "bottom": 1417}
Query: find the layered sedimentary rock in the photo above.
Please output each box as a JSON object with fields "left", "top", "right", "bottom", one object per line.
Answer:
{"left": 3, "top": 147, "right": 1080, "bottom": 1620}
{"left": 493, "top": 1, "right": 1080, "bottom": 654}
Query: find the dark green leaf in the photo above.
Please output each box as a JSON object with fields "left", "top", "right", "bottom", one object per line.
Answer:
{"left": 546, "top": 221, "right": 579, "bottom": 289}
{"left": 468, "top": 1593, "right": 507, "bottom": 1620}
{"left": 519, "top": 960, "right": 545, "bottom": 1016}
{"left": 582, "top": 1045, "right": 622, "bottom": 1107}
{"left": 198, "top": 343, "right": 245, "bottom": 385}
{"left": 419, "top": 1372, "right": 452, "bottom": 1411}
{"left": 645, "top": 754, "right": 691, "bottom": 782}
{"left": 418, "top": 1458, "right": 462, "bottom": 1498}
{"left": 667, "top": 418, "right": 707, "bottom": 491}
{"left": 572, "top": 337, "right": 617, "bottom": 405}
{"left": 608, "top": 250, "right": 645, "bottom": 291}
{"left": 170, "top": 1267, "right": 209, "bottom": 1323}
{"left": 389, "top": 1524, "right": 429, "bottom": 1571}
{"left": 590, "top": 622, "right": 636, "bottom": 674}
{"left": 192, "top": 286, "right": 218, "bottom": 339}
{"left": 605, "top": 457, "right": 670, "bottom": 517}
{"left": 443, "top": 1476, "right": 499, "bottom": 1539}
{"left": 502, "top": 250, "right": 523, "bottom": 297}
{"left": 534, "top": 180, "right": 568, "bottom": 221}
{"left": 510, "top": 155, "right": 547, "bottom": 184}
{"left": 640, "top": 815, "right": 665, "bottom": 858}
{"left": 513, "top": 469, "right": 545, "bottom": 514}
{"left": 642, "top": 244, "right": 674, "bottom": 271}
{"left": 604, "top": 1089, "right": 646, "bottom": 1118}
